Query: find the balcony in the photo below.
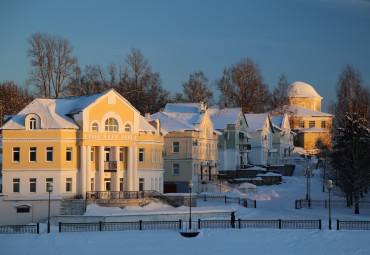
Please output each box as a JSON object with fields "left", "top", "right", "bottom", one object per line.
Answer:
{"left": 239, "top": 144, "right": 251, "bottom": 151}
{"left": 104, "top": 161, "right": 117, "bottom": 172}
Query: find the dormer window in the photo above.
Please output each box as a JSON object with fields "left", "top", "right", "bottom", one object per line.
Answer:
{"left": 105, "top": 118, "right": 118, "bottom": 132}
{"left": 30, "top": 118, "right": 36, "bottom": 130}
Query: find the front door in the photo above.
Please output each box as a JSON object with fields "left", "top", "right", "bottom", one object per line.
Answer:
{"left": 104, "top": 178, "right": 111, "bottom": 191}
{"left": 104, "top": 148, "right": 110, "bottom": 161}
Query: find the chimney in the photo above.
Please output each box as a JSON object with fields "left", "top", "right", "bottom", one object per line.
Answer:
{"left": 145, "top": 113, "right": 150, "bottom": 118}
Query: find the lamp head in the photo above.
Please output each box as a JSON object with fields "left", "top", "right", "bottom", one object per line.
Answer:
{"left": 327, "top": 180, "right": 333, "bottom": 190}
{"left": 47, "top": 183, "right": 53, "bottom": 192}
{"left": 188, "top": 180, "right": 193, "bottom": 189}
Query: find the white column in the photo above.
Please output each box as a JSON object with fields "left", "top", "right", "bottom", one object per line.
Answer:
{"left": 99, "top": 146, "right": 105, "bottom": 191}
{"left": 80, "top": 146, "right": 86, "bottom": 197}
{"left": 132, "top": 146, "right": 138, "bottom": 191}
{"left": 127, "top": 146, "right": 133, "bottom": 191}
{"left": 86, "top": 146, "right": 91, "bottom": 192}
{"left": 114, "top": 146, "right": 120, "bottom": 191}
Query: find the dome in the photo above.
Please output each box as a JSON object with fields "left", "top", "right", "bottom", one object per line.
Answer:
{"left": 286, "top": 81, "right": 322, "bottom": 98}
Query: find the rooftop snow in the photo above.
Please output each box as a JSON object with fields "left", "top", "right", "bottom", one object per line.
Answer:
{"left": 287, "top": 81, "right": 322, "bottom": 98}
{"left": 271, "top": 105, "right": 333, "bottom": 117}
{"left": 208, "top": 108, "right": 242, "bottom": 130}
{"left": 298, "top": 127, "right": 329, "bottom": 133}
{"left": 244, "top": 113, "right": 269, "bottom": 132}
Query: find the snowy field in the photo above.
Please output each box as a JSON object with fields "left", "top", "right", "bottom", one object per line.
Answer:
{"left": 1, "top": 164, "right": 370, "bottom": 255}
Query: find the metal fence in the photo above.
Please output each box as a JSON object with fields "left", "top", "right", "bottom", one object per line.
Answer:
{"left": 59, "top": 219, "right": 321, "bottom": 232}
{"left": 0, "top": 223, "right": 39, "bottom": 234}
{"left": 337, "top": 220, "right": 370, "bottom": 230}
{"left": 295, "top": 199, "right": 370, "bottom": 209}
{"left": 198, "top": 194, "right": 257, "bottom": 208}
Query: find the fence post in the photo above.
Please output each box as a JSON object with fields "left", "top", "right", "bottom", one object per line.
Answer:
{"left": 198, "top": 219, "right": 201, "bottom": 229}
{"left": 238, "top": 219, "right": 241, "bottom": 229}
{"left": 337, "top": 220, "right": 339, "bottom": 230}
{"left": 254, "top": 200, "right": 257, "bottom": 208}
{"left": 179, "top": 219, "right": 182, "bottom": 229}
{"left": 99, "top": 221, "right": 102, "bottom": 231}
{"left": 139, "top": 220, "right": 142, "bottom": 230}
{"left": 37, "top": 223, "right": 40, "bottom": 234}
{"left": 278, "top": 219, "right": 282, "bottom": 229}
{"left": 225, "top": 195, "right": 227, "bottom": 203}
{"left": 319, "top": 220, "right": 321, "bottom": 230}
{"left": 59, "top": 222, "right": 61, "bottom": 233}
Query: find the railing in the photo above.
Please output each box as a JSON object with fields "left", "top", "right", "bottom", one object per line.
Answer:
{"left": 59, "top": 219, "right": 321, "bottom": 232}
{"left": 86, "top": 190, "right": 180, "bottom": 207}
{"left": 337, "top": 220, "right": 370, "bottom": 230}
{"left": 104, "top": 161, "right": 117, "bottom": 172}
{"left": 59, "top": 220, "right": 182, "bottom": 232}
{"left": 295, "top": 199, "right": 370, "bottom": 209}
{"left": 198, "top": 194, "right": 257, "bottom": 208}
{"left": 0, "top": 223, "right": 39, "bottom": 234}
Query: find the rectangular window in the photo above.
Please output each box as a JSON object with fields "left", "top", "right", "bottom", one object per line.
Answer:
{"left": 30, "top": 178, "right": 36, "bottom": 193}
{"left": 309, "top": 121, "right": 315, "bottom": 128}
{"left": 46, "top": 178, "right": 53, "bottom": 192}
{"left": 120, "top": 178, "right": 124, "bottom": 191}
{"left": 13, "top": 178, "right": 20, "bottom": 193}
{"left": 321, "top": 121, "right": 326, "bottom": 129}
{"left": 173, "top": 164, "right": 180, "bottom": 175}
{"left": 289, "top": 120, "right": 294, "bottom": 128}
{"left": 173, "top": 142, "right": 179, "bottom": 153}
{"left": 120, "top": 147, "right": 124, "bottom": 162}
{"left": 66, "top": 147, "right": 72, "bottom": 162}
{"left": 91, "top": 178, "right": 94, "bottom": 191}
{"left": 299, "top": 121, "right": 305, "bottom": 129}
{"left": 66, "top": 178, "right": 72, "bottom": 192}
{"left": 17, "top": 206, "right": 30, "bottom": 213}
{"left": 13, "top": 147, "right": 20, "bottom": 162}
{"left": 91, "top": 147, "right": 95, "bottom": 162}
{"left": 139, "top": 148, "right": 145, "bottom": 163}
{"left": 139, "top": 178, "right": 144, "bottom": 191}
{"left": 46, "top": 147, "right": 53, "bottom": 162}
{"left": 30, "top": 147, "right": 37, "bottom": 162}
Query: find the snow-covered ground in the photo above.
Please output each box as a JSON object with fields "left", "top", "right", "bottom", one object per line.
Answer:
{"left": 1, "top": 164, "right": 370, "bottom": 255}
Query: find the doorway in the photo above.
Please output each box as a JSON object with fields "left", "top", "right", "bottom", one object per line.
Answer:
{"left": 104, "top": 178, "right": 111, "bottom": 191}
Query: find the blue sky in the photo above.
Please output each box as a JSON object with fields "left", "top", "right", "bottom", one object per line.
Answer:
{"left": 0, "top": 0, "right": 369, "bottom": 112}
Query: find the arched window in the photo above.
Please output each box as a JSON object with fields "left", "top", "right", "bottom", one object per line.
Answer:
{"left": 92, "top": 123, "right": 98, "bottom": 132}
{"left": 105, "top": 118, "right": 118, "bottom": 132}
{"left": 125, "top": 124, "right": 131, "bottom": 133}
{"left": 29, "top": 118, "right": 36, "bottom": 130}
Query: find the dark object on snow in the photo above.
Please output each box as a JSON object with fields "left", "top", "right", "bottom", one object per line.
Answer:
{"left": 231, "top": 212, "right": 236, "bottom": 228}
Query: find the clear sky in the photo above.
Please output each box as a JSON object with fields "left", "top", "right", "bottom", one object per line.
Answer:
{"left": 0, "top": 0, "right": 369, "bottom": 112}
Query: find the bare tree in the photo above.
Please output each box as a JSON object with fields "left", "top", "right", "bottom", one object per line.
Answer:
{"left": 181, "top": 71, "right": 213, "bottom": 104}
{"left": 268, "top": 73, "right": 290, "bottom": 113}
{"left": 0, "top": 81, "right": 33, "bottom": 126}
{"left": 116, "top": 48, "right": 170, "bottom": 114}
{"left": 215, "top": 58, "right": 270, "bottom": 113}
{"left": 27, "top": 32, "right": 78, "bottom": 98}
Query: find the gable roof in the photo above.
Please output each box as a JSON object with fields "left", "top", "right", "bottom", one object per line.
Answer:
{"left": 1, "top": 91, "right": 108, "bottom": 130}
{"left": 271, "top": 105, "right": 333, "bottom": 117}
{"left": 208, "top": 108, "right": 243, "bottom": 130}
{"left": 244, "top": 113, "right": 273, "bottom": 133}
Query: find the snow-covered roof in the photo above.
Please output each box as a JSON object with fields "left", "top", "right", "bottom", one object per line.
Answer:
{"left": 208, "top": 108, "right": 242, "bottom": 130}
{"left": 1, "top": 91, "right": 108, "bottom": 130}
{"left": 244, "top": 113, "right": 270, "bottom": 132}
{"left": 298, "top": 127, "right": 329, "bottom": 133}
{"left": 287, "top": 81, "right": 322, "bottom": 98}
{"left": 271, "top": 116, "right": 283, "bottom": 129}
{"left": 272, "top": 105, "right": 333, "bottom": 117}
{"left": 163, "top": 103, "right": 204, "bottom": 113}
{"left": 138, "top": 115, "right": 157, "bottom": 133}
{"left": 150, "top": 112, "right": 198, "bottom": 132}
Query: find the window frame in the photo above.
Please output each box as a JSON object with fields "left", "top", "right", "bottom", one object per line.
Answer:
{"left": 124, "top": 124, "right": 131, "bottom": 133}
{"left": 139, "top": 148, "right": 145, "bottom": 163}
{"left": 29, "top": 147, "right": 37, "bottom": 162}
{"left": 66, "top": 147, "right": 73, "bottom": 162}
{"left": 321, "top": 121, "right": 326, "bottom": 129}
{"left": 105, "top": 118, "right": 118, "bottom": 132}
{"left": 298, "top": 121, "right": 305, "bottom": 129}
{"left": 13, "top": 178, "right": 20, "bottom": 193}
{"left": 46, "top": 147, "right": 53, "bottom": 162}
{"left": 91, "top": 122, "right": 99, "bottom": 132}
{"left": 29, "top": 178, "right": 36, "bottom": 193}
{"left": 172, "top": 164, "right": 180, "bottom": 175}
{"left": 173, "top": 142, "right": 180, "bottom": 153}
{"left": 29, "top": 117, "right": 36, "bottom": 130}
{"left": 13, "top": 147, "right": 20, "bottom": 163}
{"left": 66, "top": 178, "right": 72, "bottom": 192}
{"left": 309, "top": 121, "right": 315, "bottom": 128}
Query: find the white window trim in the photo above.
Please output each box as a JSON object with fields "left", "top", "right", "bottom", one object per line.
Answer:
{"left": 46, "top": 147, "right": 53, "bottom": 162}
{"left": 172, "top": 164, "right": 180, "bottom": 175}
{"left": 139, "top": 148, "right": 145, "bottom": 163}
{"left": 66, "top": 147, "right": 73, "bottom": 162}
{"left": 29, "top": 147, "right": 37, "bottom": 163}
{"left": 12, "top": 147, "right": 20, "bottom": 163}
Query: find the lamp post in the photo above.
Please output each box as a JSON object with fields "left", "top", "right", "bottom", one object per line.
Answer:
{"left": 327, "top": 180, "right": 333, "bottom": 230}
{"left": 303, "top": 165, "right": 314, "bottom": 208}
{"left": 188, "top": 180, "right": 193, "bottom": 230}
{"left": 47, "top": 183, "right": 53, "bottom": 233}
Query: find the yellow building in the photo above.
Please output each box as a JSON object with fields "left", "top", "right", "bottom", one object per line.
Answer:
{"left": 285, "top": 81, "right": 333, "bottom": 154}
{"left": 0, "top": 89, "right": 164, "bottom": 224}
{"left": 150, "top": 103, "right": 220, "bottom": 193}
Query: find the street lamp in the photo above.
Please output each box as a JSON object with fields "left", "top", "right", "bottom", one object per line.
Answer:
{"left": 188, "top": 180, "right": 193, "bottom": 230}
{"left": 327, "top": 180, "right": 333, "bottom": 230}
{"left": 303, "top": 165, "right": 314, "bottom": 208}
{"left": 47, "top": 182, "right": 53, "bottom": 233}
